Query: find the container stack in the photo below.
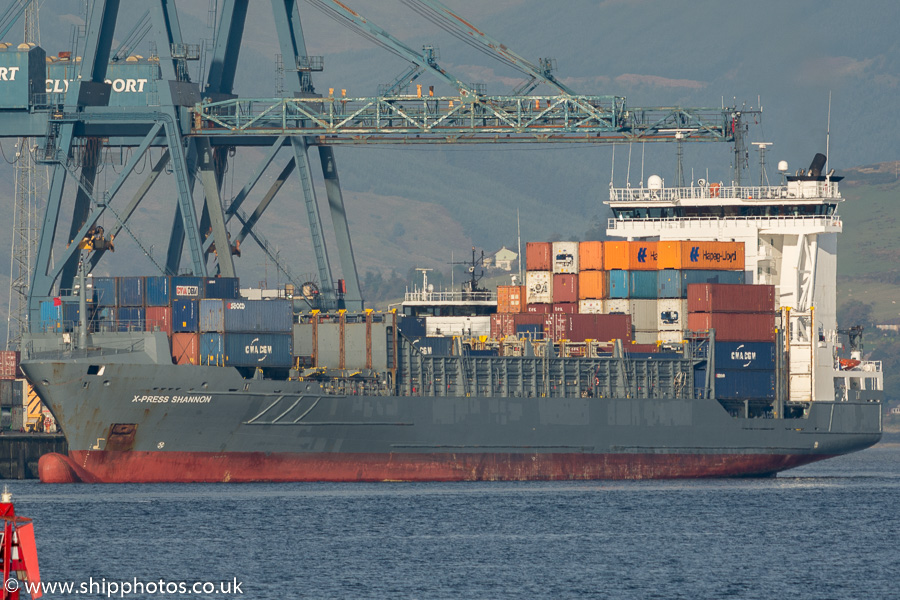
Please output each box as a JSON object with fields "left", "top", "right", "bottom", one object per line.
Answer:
{"left": 198, "top": 299, "right": 294, "bottom": 368}
{"left": 687, "top": 283, "right": 777, "bottom": 400}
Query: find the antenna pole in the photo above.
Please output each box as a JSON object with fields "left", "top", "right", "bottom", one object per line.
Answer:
{"left": 826, "top": 91, "right": 832, "bottom": 177}
{"left": 516, "top": 208, "right": 522, "bottom": 284}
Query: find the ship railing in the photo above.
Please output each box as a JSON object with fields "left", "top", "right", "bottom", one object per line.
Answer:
{"left": 607, "top": 215, "right": 842, "bottom": 230}
{"left": 403, "top": 290, "right": 497, "bottom": 303}
{"left": 608, "top": 182, "right": 841, "bottom": 203}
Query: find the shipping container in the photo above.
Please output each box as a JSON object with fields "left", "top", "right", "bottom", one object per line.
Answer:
{"left": 578, "top": 299, "right": 605, "bottom": 314}
{"left": 91, "top": 276, "right": 117, "bottom": 306}
{"left": 629, "top": 241, "right": 658, "bottom": 270}
{"left": 118, "top": 276, "right": 145, "bottom": 306}
{"left": 629, "top": 271, "right": 658, "bottom": 299}
{"left": 525, "top": 242, "right": 552, "bottom": 271}
{"left": 578, "top": 241, "right": 604, "bottom": 271}
{"left": 714, "top": 341, "right": 777, "bottom": 371}
{"left": 172, "top": 332, "right": 200, "bottom": 365}
{"left": 223, "top": 299, "right": 293, "bottom": 332}
{"left": 200, "top": 332, "right": 293, "bottom": 368}
{"left": 172, "top": 299, "right": 199, "bottom": 333}
{"left": 699, "top": 369, "right": 776, "bottom": 399}
{"left": 578, "top": 270, "right": 607, "bottom": 300}
{"left": 525, "top": 303, "right": 551, "bottom": 314}
{"left": 630, "top": 299, "right": 658, "bottom": 331}
{"left": 552, "top": 274, "right": 578, "bottom": 304}
{"left": 491, "top": 314, "right": 516, "bottom": 339}
{"left": 199, "top": 299, "right": 225, "bottom": 332}
{"left": 525, "top": 271, "right": 552, "bottom": 304}
{"left": 397, "top": 315, "right": 426, "bottom": 337}
{"left": 171, "top": 276, "right": 204, "bottom": 301}
{"left": 633, "top": 330, "right": 658, "bottom": 345}
{"left": 0, "top": 351, "right": 19, "bottom": 380}
{"left": 603, "top": 241, "right": 630, "bottom": 270}
{"left": 117, "top": 307, "right": 145, "bottom": 332}
{"left": 543, "top": 313, "right": 569, "bottom": 342}
{"left": 657, "top": 299, "right": 689, "bottom": 331}
{"left": 205, "top": 277, "right": 241, "bottom": 300}
{"left": 146, "top": 276, "right": 171, "bottom": 306}
{"left": 658, "top": 240, "right": 745, "bottom": 270}
{"left": 552, "top": 303, "right": 578, "bottom": 314}
{"left": 412, "top": 336, "right": 454, "bottom": 356}
{"left": 657, "top": 269, "right": 746, "bottom": 299}
{"left": 657, "top": 330, "right": 684, "bottom": 344}
{"left": 687, "top": 312, "right": 776, "bottom": 342}
{"left": 564, "top": 313, "right": 632, "bottom": 343}
{"left": 145, "top": 306, "right": 172, "bottom": 334}
{"left": 497, "top": 285, "right": 525, "bottom": 314}
{"left": 515, "top": 323, "right": 543, "bottom": 338}
{"left": 605, "top": 299, "right": 630, "bottom": 314}
{"left": 62, "top": 302, "right": 81, "bottom": 331}
{"left": 625, "top": 345, "right": 665, "bottom": 355}
{"left": 608, "top": 270, "right": 629, "bottom": 299}
{"left": 552, "top": 241, "right": 579, "bottom": 274}
{"left": 687, "top": 283, "right": 776, "bottom": 313}
{"left": 92, "top": 306, "right": 117, "bottom": 331}
{"left": 39, "top": 300, "right": 62, "bottom": 332}
{"left": 0, "top": 379, "right": 13, "bottom": 405}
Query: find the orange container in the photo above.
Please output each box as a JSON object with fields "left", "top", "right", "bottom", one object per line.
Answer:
{"left": 628, "top": 241, "right": 658, "bottom": 270}
{"left": 578, "top": 271, "right": 608, "bottom": 299}
{"left": 603, "top": 241, "right": 629, "bottom": 270}
{"left": 579, "top": 241, "right": 604, "bottom": 271}
{"left": 172, "top": 332, "right": 200, "bottom": 365}
{"left": 526, "top": 242, "right": 552, "bottom": 271}
{"left": 497, "top": 285, "right": 525, "bottom": 314}
{"left": 658, "top": 241, "right": 745, "bottom": 270}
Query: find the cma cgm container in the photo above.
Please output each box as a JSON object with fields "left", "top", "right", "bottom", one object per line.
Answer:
{"left": 552, "top": 274, "right": 578, "bottom": 304}
{"left": 200, "top": 332, "right": 293, "bottom": 368}
{"left": 172, "top": 299, "right": 199, "bottom": 333}
{"left": 715, "top": 341, "right": 776, "bottom": 371}
{"left": 497, "top": 286, "right": 525, "bottom": 314}
{"left": 118, "top": 276, "right": 145, "bottom": 306}
{"left": 687, "top": 312, "right": 776, "bottom": 342}
{"left": 171, "top": 276, "right": 204, "bottom": 301}
{"left": 223, "top": 299, "right": 292, "bottom": 332}
{"left": 687, "top": 283, "right": 775, "bottom": 313}
{"left": 205, "top": 277, "right": 240, "bottom": 300}
{"left": 146, "top": 276, "right": 171, "bottom": 306}
{"left": 658, "top": 269, "right": 745, "bottom": 299}
{"left": 526, "top": 271, "right": 552, "bottom": 304}
{"left": 552, "top": 241, "right": 579, "bottom": 274}
{"left": 525, "top": 242, "right": 551, "bottom": 271}
{"left": 658, "top": 241, "right": 745, "bottom": 270}
{"left": 91, "top": 276, "right": 117, "bottom": 306}
{"left": 578, "top": 241, "right": 604, "bottom": 271}
{"left": 578, "top": 271, "right": 607, "bottom": 300}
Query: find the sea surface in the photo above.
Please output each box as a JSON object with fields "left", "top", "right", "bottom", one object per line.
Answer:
{"left": 7, "top": 443, "right": 900, "bottom": 600}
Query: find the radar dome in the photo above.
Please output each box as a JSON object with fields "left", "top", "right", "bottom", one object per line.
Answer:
{"left": 777, "top": 160, "right": 789, "bottom": 172}
{"left": 647, "top": 175, "right": 663, "bottom": 190}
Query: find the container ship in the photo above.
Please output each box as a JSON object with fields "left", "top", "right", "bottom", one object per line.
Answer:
{"left": 21, "top": 154, "right": 883, "bottom": 483}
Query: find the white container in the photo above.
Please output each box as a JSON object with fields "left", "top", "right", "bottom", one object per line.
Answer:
{"left": 657, "top": 299, "right": 689, "bottom": 331}
{"left": 634, "top": 330, "right": 658, "bottom": 345}
{"left": 526, "top": 271, "right": 553, "bottom": 304}
{"left": 426, "top": 316, "right": 491, "bottom": 338}
{"left": 605, "top": 299, "right": 630, "bottom": 314}
{"left": 552, "top": 241, "right": 579, "bottom": 274}
{"left": 630, "top": 299, "right": 657, "bottom": 331}
{"left": 658, "top": 330, "right": 685, "bottom": 345}
{"left": 578, "top": 299, "right": 605, "bottom": 314}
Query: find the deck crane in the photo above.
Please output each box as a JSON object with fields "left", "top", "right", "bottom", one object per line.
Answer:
{"left": 0, "top": 0, "right": 753, "bottom": 325}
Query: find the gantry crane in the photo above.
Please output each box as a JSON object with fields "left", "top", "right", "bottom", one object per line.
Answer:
{"left": 0, "top": 0, "right": 752, "bottom": 326}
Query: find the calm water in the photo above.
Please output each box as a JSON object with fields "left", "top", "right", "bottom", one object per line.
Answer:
{"left": 7, "top": 444, "right": 900, "bottom": 600}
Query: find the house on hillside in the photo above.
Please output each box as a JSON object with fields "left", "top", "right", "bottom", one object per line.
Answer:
{"left": 494, "top": 247, "right": 518, "bottom": 271}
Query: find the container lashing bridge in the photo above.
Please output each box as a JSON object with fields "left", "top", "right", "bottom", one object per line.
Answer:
{"left": 0, "top": 0, "right": 748, "bottom": 322}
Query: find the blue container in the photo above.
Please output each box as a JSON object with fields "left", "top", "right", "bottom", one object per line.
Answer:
{"left": 62, "top": 302, "right": 81, "bottom": 332}
{"left": 608, "top": 270, "right": 629, "bottom": 299}
{"left": 146, "top": 276, "right": 171, "bottom": 306}
{"left": 658, "top": 269, "right": 746, "bottom": 299}
{"left": 39, "top": 301, "right": 62, "bottom": 332}
{"left": 397, "top": 315, "right": 426, "bottom": 337}
{"left": 171, "top": 276, "right": 204, "bottom": 301}
{"left": 629, "top": 271, "right": 658, "bottom": 299}
{"left": 413, "top": 336, "right": 454, "bottom": 356}
{"left": 118, "top": 276, "right": 145, "bottom": 306}
{"left": 91, "top": 276, "right": 117, "bottom": 306}
{"left": 715, "top": 341, "right": 776, "bottom": 371}
{"left": 712, "top": 369, "right": 776, "bottom": 399}
{"left": 201, "top": 333, "right": 293, "bottom": 367}
{"left": 204, "top": 277, "right": 240, "bottom": 300}
{"left": 172, "top": 300, "right": 199, "bottom": 332}
{"left": 223, "top": 299, "right": 292, "bottom": 333}
{"left": 117, "top": 307, "right": 145, "bottom": 332}
{"left": 92, "top": 306, "right": 117, "bottom": 331}
{"left": 516, "top": 324, "right": 542, "bottom": 337}
{"left": 199, "top": 299, "right": 225, "bottom": 332}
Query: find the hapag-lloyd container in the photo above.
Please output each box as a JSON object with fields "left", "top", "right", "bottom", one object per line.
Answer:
{"left": 578, "top": 241, "right": 604, "bottom": 271}
{"left": 658, "top": 270, "right": 745, "bottom": 298}
{"left": 603, "top": 241, "right": 658, "bottom": 270}
{"left": 223, "top": 299, "right": 293, "bottom": 332}
{"left": 200, "top": 332, "right": 293, "bottom": 367}
{"left": 715, "top": 341, "right": 776, "bottom": 370}
{"left": 525, "top": 242, "right": 552, "bottom": 271}
{"left": 578, "top": 271, "right": 607, "bottom": 300}
{"left": 687, "top": 312, "right": 776, "bottom": 342}
{"left": 687, "top": 283, "right": 776, "bottom": 313}
{"left": 657, "top": 299, "right": 688, "bottom": 331}
{"left": 552, "top": 274, "right": 578, "bottom": 303}
{"left": 526, "top": 271, "right": 552, "bottom": 304}
{"left": 552, "top": 241, "right": 579, "bottom": 274}
{"left": 658, "top": 240, "right": 745, "bottom": 270}
{"left": 497, "top": 286, "right": 525, "bottom": 313}
{"left": 118, "top": 276, "right": 145, "bottom": 306}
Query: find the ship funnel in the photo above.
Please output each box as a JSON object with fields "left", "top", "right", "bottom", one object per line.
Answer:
{"left": 808, "top": 153, "right": 827, "bottom": 177}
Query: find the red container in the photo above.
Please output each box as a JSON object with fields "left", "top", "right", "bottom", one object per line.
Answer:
{"left": 687, "top": 312, "right": 776, "bottom": 342}
{"left": 0, "top": 351, "right": 20, "bottom": 380}
{"left": 172, "top": 332, "right": 200, "bottom": 365}
{"left": 526, "top": 242, "right": 552, "bottom": 271}
{"left": 514, "top": 314, "right": 546, "bottom": 327}
{"left": 145, "top": 306, "right": 172, "bottom": 334}
{"left": 552, "top": 303, "right": 578, "bottom": 314}
{"left": 687, "top": 283, "right": 775, "bottom": 313}
{"left": 543, "top": 313, "right": 569, "bottom": 341}
{"left": 626, "top": 344, "right": 659, "bottom": 354}
{"left": 491, "top": 314, "right": 516, "bottom": 338}
{"left": 566, "top": 314, "right": 632, "bottom": 343}
{"left": 552, "top": 274, "right": 578, "bottom": 304}
{"left": 497, "top": 285, "right": 525, "bottom": 314}
{"left": 525, "top": 303, "right": 552, "bottom": 314}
